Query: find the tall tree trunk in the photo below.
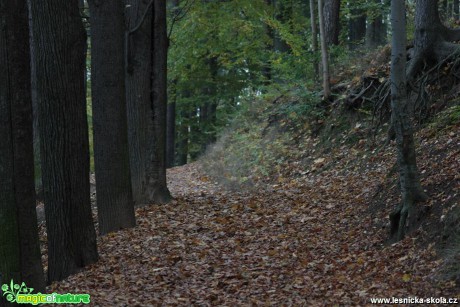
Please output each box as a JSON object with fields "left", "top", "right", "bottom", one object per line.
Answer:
{"left": 273, "top": 0, "right": 291, "bottom": 53}
{"left": 366, "top": 0, "right": 387, "bottom": 49}
{"left": 166, "top": 82, "right": 176, "bottom": 168}
{"left": 88, "top": 0, "right": 136, "bottom": 235}
{"left": 147, "top": 0, "right": 172, "bottom": 203}
{"left": 0, "top": 0, "right": 45, "bottom": 298}
{"left": 323, "top": 0, "right": 340, "bottom": 45}
{"left": 263, "top": 0, "right": 273, "bottom": 85}
{"left": 452, "top": 0, "right": 460, "bottom": 20}
{"left": 166, "top": 1, "right": 180, "bottom": 169}
{"left": 348, "top": 7, "right": 366, "bottom": 48}
{"left": 28, "top": 3, "right": 41, "bottom": 200}
{"left": 309, "top": 0, "right": 320, "bottom": 79}
{"left": 176, "top": 113, "right": 189, "bottom": 166}
{"left": 126, "top": 0, "right": 171, "bottom": 204}
{"left": 318, "top": 0, "right": 331, "bottom": 99}
{"left": 389, "top": 0, "right": 427, "bottom": 241}
{"left": 407, "top": 0, "right": 460, "bottom": 80}
{"left": 125, "top": 0, "right": 151, "bottom": 205}
{"left": 28, "top": 0, "right": 99, "bottom": 282}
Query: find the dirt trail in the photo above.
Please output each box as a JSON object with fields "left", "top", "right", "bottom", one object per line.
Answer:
{"left": 43, "top": 151, "right": 459, "bottom": 306}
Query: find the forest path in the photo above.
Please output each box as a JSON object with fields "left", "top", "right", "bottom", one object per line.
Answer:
{"left": 46, "top": 158, "right": 458, "bottom": 306}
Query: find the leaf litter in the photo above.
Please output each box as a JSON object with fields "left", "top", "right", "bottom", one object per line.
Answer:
{"left": 39, "top": 124, "right": 460, "bottom": 306}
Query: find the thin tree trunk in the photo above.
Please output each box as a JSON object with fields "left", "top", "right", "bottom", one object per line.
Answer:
{"left": 273, "top": 0, "right": 291, "bottom": 53}
{"left": 309, "top": 0, "right": 319, "bottom": 79}
{"left": 366, "top": 0, "right": 386, "bottom": 49}
{"left": 348, "top": 7, "right": 366, "bottom": 48}
{"left": 452, "top": 0, "right": 460, "bottom": 20}
{"left": 389, "top": 0, "right": 427, "bottom": 241}
{"left": 28, "top": 0, "right": 99, "bottom": 282}
{"left": 0, "top": 0, "right": 45, "bottom": 298}
{"left": 318, "top": 0, "right": 331, "bottom": 99}
{"left": 88, "top": 0, "right": 136, "bottom": 235}
{"left": 323, "top": 0, "right": 340, "bottom": 45}
{"left": 166, "top": 82, "right": 176, "bottom": 168}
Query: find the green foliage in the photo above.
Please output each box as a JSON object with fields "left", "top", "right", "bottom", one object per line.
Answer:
{"left": 202, "top": 88, "right": 322, "bottom": 188}
{"left": 168, "top": 0, "right": 321, "bottom": 162}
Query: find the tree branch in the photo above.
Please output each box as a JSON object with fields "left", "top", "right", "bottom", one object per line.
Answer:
{"left": 127, "top": 0, "right": 154, "bottom": 34}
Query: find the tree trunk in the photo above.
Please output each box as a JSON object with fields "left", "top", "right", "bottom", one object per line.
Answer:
{"left": 323, "top": 0, "right": 340, "bottom": 45}
{"left": 273, "top": 0, "right": 291, "bottom": 53}
{"left": 366, "top": 0, "right": 387, "bottom": 49}
{"left": 88, "top": 0, "right": 136, "bottom": 235}
{"left": 263, "top": 0, "right": 273, "bottom": 85}
{"left": 348, "top": 7, "right": 366, "bottom": 48}
{"left": 145, "top": 0, "right": 172, "bottom": 203}
{"left": 126, "top": 0, "right": 171, "bottom": 205}
{"left": 0, "top": 0, "right": 45, "bottom": 298}
{"left": 28, "top": 0, "right": 99, "bottom": 282}
{"left": 125, "top": 0, "right": 152, "bottom": 205}
{"left": 407, "top": 0, "right": 460, "bottom": 80}
{"left": 454, "top": 0, "right": 459, "bottom": 20}
{"left": 166, "top": 81, "right": 176, "bottom": 168}
{"left": 389, "top": 0, "right": 427, "bottom": 241}
{"left": 309, "top": 0, "right": 320, "bottom": 79}
{"left": 318, "top": 0, "right": 331, "bottom": 100}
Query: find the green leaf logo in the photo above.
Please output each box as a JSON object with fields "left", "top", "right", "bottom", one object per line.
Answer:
{"left": 2, "top": 280, "right": 32, "bottom": 303}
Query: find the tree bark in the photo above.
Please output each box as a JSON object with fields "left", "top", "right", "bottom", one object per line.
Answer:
{"left": 318, "top": 0, "right": 331, "bottom": 100}
{"left": 126, "top": 0, "right": 171, "bottom": 205}
{"left": 28, "top": 0, "right": 99, "bottom": 282}
{"left": 273, "top": 0, "right": 291, "bottom": 53}
{"left": 323, "top": 0, "right": 340, "bottom": 45}
{"left": 125, "top": 0, "right": 152, "bottom": 205}
{"left": 0, "top": 0, "right": 45, "bottom": 298}
{"left": 452, "top": 0, "right": 460, "bottom": 20}
{"left": 366, "top": 0, "right": 387, "bottom": 49}
{"left": 146, "top": 0, "right": 172, "bottom": 203}
{"left": 407, "top": 0, "right": 460, "bottom": 80}
{"left": 389, "top": 0, "right": 427, "bottom": 241}
{"left": 166, "top": 83, "right": 176, "bottom": 168}
{"left": 88, "top": 0, "right": 136, "bottom": 235}
{"left": 348, "top": 7, "right": 366, "bottom": 48}
{"left": 310, "top": 0, "right": 320, "bottom": 79}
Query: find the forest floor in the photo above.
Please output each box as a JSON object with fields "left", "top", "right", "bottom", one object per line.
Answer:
{"left": 40, "top": 120, "right": 460, "bottom": 306}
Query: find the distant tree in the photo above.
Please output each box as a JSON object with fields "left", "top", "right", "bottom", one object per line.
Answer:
{"left": 88, "top": 0, "right": 136, "bottom": 235}
{"left": 273, "top": 0, "right": 292, "bottom": 53}
{"left": 0, "top": 0, "right": 45, "bottom": 296}
{"left": 366, "top": 0, "right": 387, "bottom": 49}
{"left": 166, "top": 0, "right": 181, "bottom": 168}
{"left": 167, "top": 80, "right": 177, "bottom": 168}
{"left": 309, "top": 0, "right": 320, "bottom": 78}
{"left": 389, "top": 0, "right": 427, "bottom": 241}
{"left": 454, "top": 0, "right": 459, "bottom": 19}
{"left": 28, "top": 0, "right": 99, "bottom": 282}
{"left": 348, "top": 4, "right": 366, "bottom": 48}
{"left": 323, "top": 0, "right": 340, "bottom": 45}
{"left": 318, "top": 0, "right": 331, "bottom": 99}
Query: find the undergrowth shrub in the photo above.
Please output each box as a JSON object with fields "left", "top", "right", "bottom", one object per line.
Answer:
{"left": 201, "top": 89, "right": 322, "bottom": 189}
